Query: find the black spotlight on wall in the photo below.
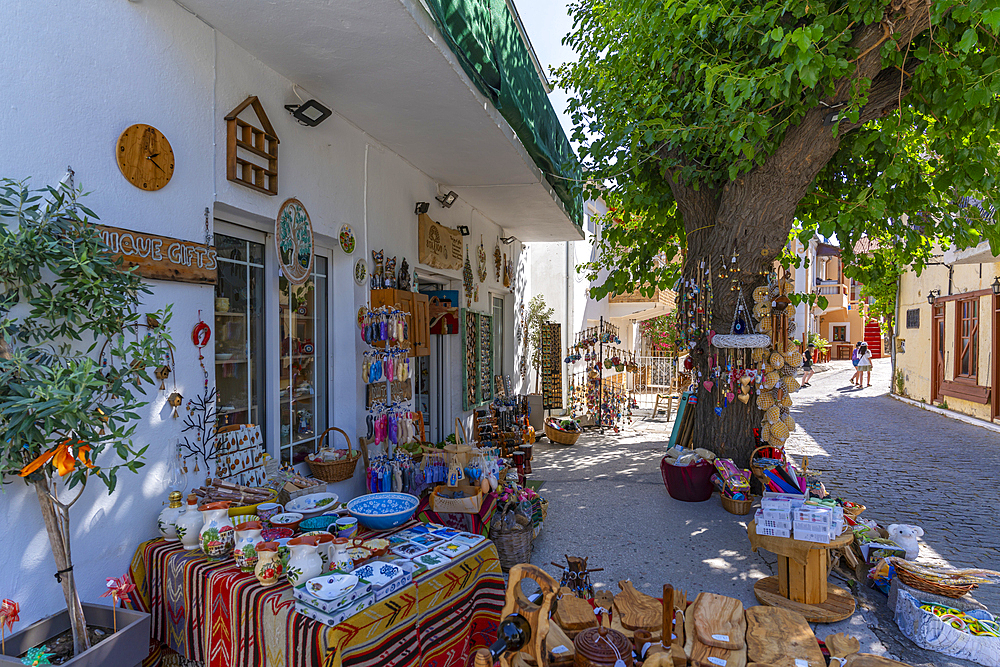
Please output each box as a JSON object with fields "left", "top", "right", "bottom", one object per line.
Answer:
{"left": 415, "top": 202, "right": 430, "bottom": 215}
{"left": 285, "top": 99, "right": 332, "bottom": 127}
{"left": 435, "top": 191, "right": 458, "bottom": 208}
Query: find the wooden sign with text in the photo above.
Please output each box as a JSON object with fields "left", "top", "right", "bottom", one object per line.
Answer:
{"left": 366, "top": 382, "right": 388, "bottom": 408}
{"left": 96, "top": 225, "right": 217, "bottom": 285}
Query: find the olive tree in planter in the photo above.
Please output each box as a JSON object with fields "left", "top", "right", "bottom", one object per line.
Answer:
{"left": 0, "top": 179, "right": 173, "bottom": 658}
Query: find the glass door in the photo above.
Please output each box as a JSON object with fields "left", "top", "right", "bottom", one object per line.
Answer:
{"left": 215, "top": 233, "right": 266, "bottom": 428}
{"left": 278, "top": 256, "right": 328, "bottom": 465}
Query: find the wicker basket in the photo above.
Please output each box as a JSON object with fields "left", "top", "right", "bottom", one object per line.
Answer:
{"left": 490, "top": 502, "right": 533, "bottom": 570}
{"left": 843, "top": 503, "right": 866, "bottom": 519}
{"left": 750, "top": 445, "right": 786, "bottom": 490}
{"left": 430, "top": 484, "right": 484, "bottom": 514}
{"left": 307, "top": 427, "right": 360, "bottom": 483}
{"left": 721, "top": 494, "right": 754, "bottom": 516}
{"left": 894, "top": 566, "right": 977, "bottom": 598}
{"left": 544, "top": 422, "right": 581, "bottom": 445}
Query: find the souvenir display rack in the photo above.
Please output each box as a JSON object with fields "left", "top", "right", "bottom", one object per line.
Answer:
{"left": 473, "top": 395, "right": 529, "bottom": 456}
{"left": 539, "top": 322, "right": 562, "bottom": 410}
{"left": 461, "top": 309, "right": 495, "bottom": 410}
{"left": 566, "top": 317, "right": 621, "bottom": 430}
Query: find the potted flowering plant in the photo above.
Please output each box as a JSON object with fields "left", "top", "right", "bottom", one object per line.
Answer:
{"left": 0, "top": 179, "right": 173, "bottom": 662}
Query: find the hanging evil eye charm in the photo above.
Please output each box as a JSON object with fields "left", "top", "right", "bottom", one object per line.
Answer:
{"left": 733, "top": 315, "right": 747, "bottom": 335}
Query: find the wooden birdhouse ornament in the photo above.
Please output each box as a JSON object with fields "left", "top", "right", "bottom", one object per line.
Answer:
{"left": 225, "top": 96, "right": 279, "bottom": 196}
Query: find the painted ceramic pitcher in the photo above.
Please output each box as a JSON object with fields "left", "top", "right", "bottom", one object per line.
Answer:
{"left": 233, "top": 520, "right": 263, "bottom": 573}
{"left": 157, "top": 491, "right": 184, "bottom": 541}
{"left": 329, "top": 537, "right": 354, "bottom": 573}
{"left": 314, "top": 533, "right": 337, "bottom": 574}
{"left": 286, "top": 536, "right": 323, "bottom": 586}
{"left": 254, "top": 541, "right": 283, "bottom": 587}
{"left": 176, "top": 494, "right": 203, "bottom": 550}
{"left": 199, "top": 501, "right": 235, "bottom": 560}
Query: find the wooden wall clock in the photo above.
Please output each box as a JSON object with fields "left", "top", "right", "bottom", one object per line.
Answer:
{"left": 116, "top": 124, "right": 174, "bottom": 191}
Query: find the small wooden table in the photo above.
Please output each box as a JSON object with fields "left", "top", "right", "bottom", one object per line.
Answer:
{"left": 747, "top": 521, "right": 856, "bottom": 623}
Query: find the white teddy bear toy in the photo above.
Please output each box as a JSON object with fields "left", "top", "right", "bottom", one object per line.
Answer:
{"left": 887, "top": 524, "right": 924, "bottom": 560}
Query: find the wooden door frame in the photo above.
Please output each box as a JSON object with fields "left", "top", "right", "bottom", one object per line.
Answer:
{"left": 931, "top": 303, "right": 945, "bottom": 403}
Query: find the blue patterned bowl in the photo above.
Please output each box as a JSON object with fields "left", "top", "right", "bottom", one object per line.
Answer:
{"left": 347, "top": 493, "right": 419, "bottom": 531}
{"left": 299, "top": 515, "right": 338, "bottom": 533}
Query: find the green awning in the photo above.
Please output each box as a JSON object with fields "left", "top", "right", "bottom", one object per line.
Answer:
{"left": 424, "top": 0, "right": 583, "bottom": 227}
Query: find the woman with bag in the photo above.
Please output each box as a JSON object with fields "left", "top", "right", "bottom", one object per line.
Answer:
{"left": 856, "top": 342, "right": 873, "bottom": 387}
{"left": 850, "top": 341, "right": 862, "bottom": 386}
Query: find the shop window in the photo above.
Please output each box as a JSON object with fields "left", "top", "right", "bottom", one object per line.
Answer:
{"left": 215, "top": 233, "right": 266, "bottom": 429}
{"left": 279, "top": 256, "right": 328, "bottom": 466}
{"left": 832, "top": 325, "right": 846, "bottom": 342}
{"left": 955, "top": 297, "right": 979, "bottom": 381}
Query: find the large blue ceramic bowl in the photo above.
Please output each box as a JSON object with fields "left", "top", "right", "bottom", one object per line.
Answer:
{"left": 347, "top": 492, "right": 419, "bottom": 531}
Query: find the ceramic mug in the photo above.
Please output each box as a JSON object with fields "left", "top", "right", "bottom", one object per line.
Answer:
{"left": 256, "top": 502, "right": 285, "bottom": 527}
{"left": 215, "top": 297, "right": 230, "bottom": 312}
{"left": 335, "top": 517, "right": 358, "bottom": 539}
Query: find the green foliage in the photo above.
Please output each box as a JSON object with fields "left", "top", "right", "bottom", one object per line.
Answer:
{"left": 525, "top": 294, "right": 555, "bottom": 375}
{"left": 557, "top": 0, "right": 1000, "bottom": 294}
{"left": 807, "top": 332, "right": 831, "bottom": 352}
{"left": 846, "top": 239, "right": 911, "bottom": 334}
{"left": 0, "top": 179, "right": 173, "bottom": 493}
{"left": 895, "top": 369, "right": 906, "bottom": 395}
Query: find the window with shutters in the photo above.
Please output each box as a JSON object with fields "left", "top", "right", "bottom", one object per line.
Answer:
{"left": 955, "top": 298, "right": 979, "bottom": 381}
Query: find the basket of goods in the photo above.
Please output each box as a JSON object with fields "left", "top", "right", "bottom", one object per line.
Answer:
{"left": 841, "top": 500, "right": 866, "bottom": 519}
{"left": 430, "top": 483, "right": 484, "bottom": 514}
{"left": 191, "top": 478, "right": 278, "bottom": 518}
{"left": 887, "top": 557, "right": 1000, "bottom": 599}
{"left": 489, "top": 500, "right": 534, "bottom": 570}
{"left": 712, "top": 458, "right": 754, "bottom": 515}
{"left": 660, "top": 446, "right": 716, "bottom": 502}
{"left": 307, "top": 427, "right": 362, "bottom": 483}
{"left": 544, "top": 418, "right": 581, "bottom": 445}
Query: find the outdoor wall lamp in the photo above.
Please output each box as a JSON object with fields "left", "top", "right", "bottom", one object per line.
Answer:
{"left": 992, "top": 276, "right": 1000, "bottom": 296}
{"left": 285, "top": 99, "right": 332, "bottom": 126}
{"left": 415, "top": 202, "right": 430, "bottom": 215}
{"left": 927, "top": 289, "right": 941, "bottom": 305}
{"left": 436, "top": 191, "right": 458, "bottom": 208}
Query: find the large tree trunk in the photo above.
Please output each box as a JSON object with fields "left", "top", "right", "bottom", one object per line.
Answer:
{"left": 661, "top": 1, "right": 933, "bottom": 469}
{"left": 34, "top": 476, "right": 90, "bottom": 656}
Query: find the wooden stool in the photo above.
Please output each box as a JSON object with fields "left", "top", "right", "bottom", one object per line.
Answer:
{"left": 651, "top": 393, "right": 674, "bottom": 418}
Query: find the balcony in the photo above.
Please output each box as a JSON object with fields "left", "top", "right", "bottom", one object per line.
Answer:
{"left": 816, "top": 282, "right": 848, "bottom": 311}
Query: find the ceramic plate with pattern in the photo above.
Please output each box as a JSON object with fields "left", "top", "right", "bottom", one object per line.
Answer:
{"left": 449, "top": 532, "right": 486, "bottom": 547}
{"left": 339, "top": 224, "right": 356, "bottom": 254}
{"left": 431, "top": 526, "right": 463, "bottom": 538}
{"left": 411, "top": 551, "right": 450, "bottom": 570}
{"left": 353, "top": 561, "right": 405, "bottom": 588}
{"left": 391, "top": 543, "right": 429, "bottom": 558}
{"left": 409, "top": 534, "right": 445, "bottom": 547}
{"left": 354, "top": 258, "right": 367, "bottom": 285}
{"left": 305, "top": 573, "right": 359, "bottom": 601}
{"left": 434, "top": 541, "right": 470, "bottom": 558}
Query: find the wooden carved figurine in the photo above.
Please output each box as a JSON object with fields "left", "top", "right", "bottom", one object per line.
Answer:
{"left": 385, "top": 256, "right": 397, "bottom": 289}
{"left": 398, "top": 258, "right": 411, "bottom": 291}
{"left": 371, "top": 250, "right": 384, "bottom": 290}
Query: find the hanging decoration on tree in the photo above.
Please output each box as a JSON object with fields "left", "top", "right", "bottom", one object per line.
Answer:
{"left": 755, "top": 270, "right": 801, "bottom": 447}
{"left": 493, "top": 238, "right": 502, "bottom": 281}
{"left": 477, "top": 236, "right": 488, "bottom": 283}
{"left": 463, "top": 247, "right": 475, "bottom": 307}
{"left": 100, "top": 575, "right": 136, "bottom": 633}
{"left": 0, "top": 599, "right": 19, "bottom": 655}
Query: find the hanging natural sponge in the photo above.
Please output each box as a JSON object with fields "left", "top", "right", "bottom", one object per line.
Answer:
{"left": 757, "top": 392, "right": 775, "bottom": 410}
{"left": 783, "top": 414, "right": 796, "bottom": 433}
{"left": 771, "top": 420, "right": 790, "bottom": 440}
{"left": 780, "top": 393, "right": 793, "bottom": 407}
{"left": 783, "top": 376, "right": 801, "bottom": 392}
{"left": 766, "top": 405, "right": 781, "bottom": 424}
{"left": 760, "top": 422, "right": 771, "bottom": 442}
{"left": 764, "top": 371, "right": 780, "bottom": 389}
{"left": 769, "top": 351, "right": 785, "bottom": 367}
{"left": 786, "top": 351, "right": 803, "bottom": 367}
{"left": 752, "top": 348, "right": 765, "bottom": 362}
{"left": 779, "top": 365, "right": 795, "bottom": 377}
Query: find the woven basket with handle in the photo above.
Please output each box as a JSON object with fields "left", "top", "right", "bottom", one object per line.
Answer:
{"left": 544, "top": 422, "right": 580, "bottom": 445}
{"left": 307, "top": 427, "right": 361, "bottom": 483}
{"left": 490, "top": 500, "right": 533, "bottom": 571}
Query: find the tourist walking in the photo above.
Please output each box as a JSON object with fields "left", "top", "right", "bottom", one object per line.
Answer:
{"left": 850, "top": 341, "right": 862, "bottom": 386}
{"left": 801, "top": 343, "right": 815, "bottom": 387}
{"left": 856, "top": 342, "right": 873, "bottom": 387}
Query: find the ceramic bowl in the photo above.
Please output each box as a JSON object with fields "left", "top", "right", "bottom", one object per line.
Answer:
{"left": 347, "top": 546, "right": 372, "bottom": 569}
{"left": 361, "top": 538, "right": 390, "bottom": 559}
{"left": 305, "top": 573, "right": 359, "bottom": 601}
{"left": 347, "top": 492, "right": 419, "bottom": 531}
{"left": 270, "top": 512, "right": 304, "bottom": 532}
{"left": 256, "top": 502, "right": 285, "bottom": 525}
{"left": 299, "top": 515, "right": 338, "bottom": 533}
{"left": 261, "top": 527, "right": 293, "bottom": 542}
{"left": 285, "top": 492, "right": 340, "bottom": 518}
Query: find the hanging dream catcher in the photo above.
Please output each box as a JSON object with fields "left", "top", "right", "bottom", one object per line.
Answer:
{"left": 477, "top": 236, "right": 488, "bottom": 282}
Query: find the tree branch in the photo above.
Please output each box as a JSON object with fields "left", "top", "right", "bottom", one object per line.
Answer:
{"left": 657, "top": 146, "right": 722, "bottom": 236}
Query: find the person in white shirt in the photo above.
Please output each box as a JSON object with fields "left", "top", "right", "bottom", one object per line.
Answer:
{"left": 856, "top": 342, "right": 873, "bottom": 387}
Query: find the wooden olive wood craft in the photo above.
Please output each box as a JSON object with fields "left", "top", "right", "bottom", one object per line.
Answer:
{"left": 472, "top": 563, "right": 558, "bottom": 667}
{"left": 614, "top": 580, "right": 662, "bottom": 631}
{"left": 745, "top": 606, "right": 825, "bottom": 667}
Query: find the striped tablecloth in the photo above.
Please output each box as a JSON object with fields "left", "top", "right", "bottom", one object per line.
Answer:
{"left": 125, "top": 529, "right": 504, "bottom": 667}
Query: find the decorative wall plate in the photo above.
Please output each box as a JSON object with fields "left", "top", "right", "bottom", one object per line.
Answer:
{"left": 275, "top": 198, "right": 314, "bottom": 284}
{"left": 339, "top": 224, "right": 356, "bottom": 254}
{"left": 357, "top": 306, "right": 368, "bottom": 329}
{"left": 354, "top": 258, "right": 367, "bottom": 285}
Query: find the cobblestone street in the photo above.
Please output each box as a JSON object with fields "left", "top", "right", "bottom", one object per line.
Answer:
{"left": 531, "top": 358, "right": 1000, "bottom": 666}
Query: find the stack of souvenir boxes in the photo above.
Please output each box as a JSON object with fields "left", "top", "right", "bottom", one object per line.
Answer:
{"left": 754, "top": 494, "right": 805, "bottom": 538}
{"left": 792, "top": 505, "right": 844, "bottom": 544}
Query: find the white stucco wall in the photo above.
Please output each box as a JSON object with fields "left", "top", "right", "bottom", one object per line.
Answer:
{"left": 0, "top": 0, "right": 524, "bottom": 628}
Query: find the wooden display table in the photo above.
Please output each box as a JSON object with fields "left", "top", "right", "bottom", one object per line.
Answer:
{"left": 747, "top": 521, "right": 856, "bottom": 623}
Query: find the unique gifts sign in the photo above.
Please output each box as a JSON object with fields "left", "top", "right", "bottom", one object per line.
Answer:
{"left": 418, "top": 214, "right": 463, "bottom": 271}
{"left": 96, "top": 225, "right": 217, "bottom": 284}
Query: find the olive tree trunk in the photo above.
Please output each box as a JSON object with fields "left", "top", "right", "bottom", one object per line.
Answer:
{"left": 34, "top": 476, "right": 90, "bottom": 656}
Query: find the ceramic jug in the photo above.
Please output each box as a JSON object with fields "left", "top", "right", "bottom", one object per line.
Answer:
{"left": 329, "top": 537, "right": 354, "bottom": 573}
{"left": 286, "top": 536, "right": 323, "bottom": 586}
{"left": 254, "top": 541, "right": 283, "bottom": 587}
{"left": 157, "top": 491, "right": 184, "bottom": 541}
{"left": 314, "top": 533, "right": 337, "bottom": 574}
{"left": 176, "top": 494, "right": 204, "bottom": 551}
{"left": 199, "top": 501, "right": 235, "bottom": 560}
{"left": 233, "top": 520, "right": 264, "bottom": 573}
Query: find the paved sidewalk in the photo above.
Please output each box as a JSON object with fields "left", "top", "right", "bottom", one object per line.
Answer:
{"left": 529, "top": 358, "right": 998, "bottom": 666}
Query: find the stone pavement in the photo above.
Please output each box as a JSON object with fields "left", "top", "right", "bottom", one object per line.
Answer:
{"left": 528, "top": 358, "right": 999, "bottom": 666}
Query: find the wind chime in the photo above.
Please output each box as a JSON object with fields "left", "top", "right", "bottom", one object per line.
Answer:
{"left": 676, "top": 259, "right": 713, "bottom": 404}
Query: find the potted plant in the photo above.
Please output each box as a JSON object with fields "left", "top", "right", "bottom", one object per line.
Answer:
{"left": 0, "top": 178, "right": 173, "bottom": 663}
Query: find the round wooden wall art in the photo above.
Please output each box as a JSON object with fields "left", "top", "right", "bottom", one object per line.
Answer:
{"left": 116, "top": 124, "right": 174, "bottom": 191}
{"left": 275, "top": 198, "right": 314, "bottom": 285}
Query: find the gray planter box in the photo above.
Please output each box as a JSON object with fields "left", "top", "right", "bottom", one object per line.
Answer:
{"left": 0, "top": 603, "right": 150, "bottom": 667}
